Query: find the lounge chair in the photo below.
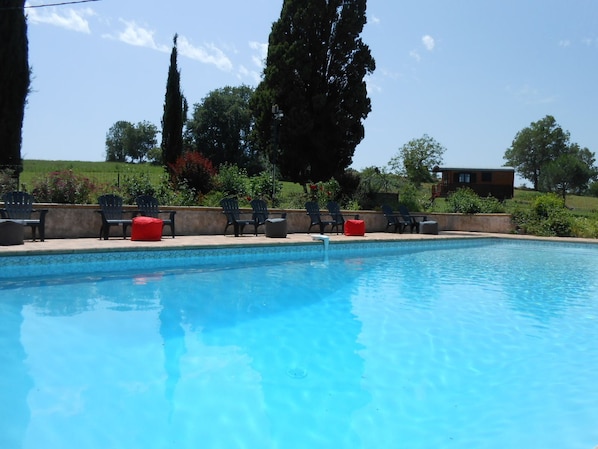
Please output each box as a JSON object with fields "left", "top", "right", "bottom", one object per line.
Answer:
{"left": 1, "top": 191, "right": 49, "bottom": 241}
{"left": 135, "top": 195, "right": 176, "bottom": 238}
{"left": 220, "top": 197, "right": 260, "bottom": 236}
{"left": 97, "top": 194, "right": 133, "bottom": 240}
{"left": 250, "top": 199, "right": 287, "bottom": 226}
{"left": 326, "top": 201, "right": 359, "bottom": 234}
{"left": 399, "top": 205, "right": 427, "bottom": 233}
{"left": 382, "top": 204, "right": 406, "bottom": 233}
{"left": 251, "top": 199, "right": 288, "bottom": 237}
{"left": 305, "top": 201, "right": 338, "bottom": 234}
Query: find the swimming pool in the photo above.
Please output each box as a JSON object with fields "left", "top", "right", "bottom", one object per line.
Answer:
{"left": 1, "top": 238, "right": 597, "bottom": 448}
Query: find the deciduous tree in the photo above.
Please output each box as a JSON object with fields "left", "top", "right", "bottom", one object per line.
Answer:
{"left": 250, "top": 0, "right": 375, "bottom": 184}
{"left": 0, "top": 0, "right": 29, "bottom": 173}
{"left": 388, "top": 134, "right": 446, "bottom": 186}
{"left": 539, "top": 146, "right": 597, "bottom": 200}
{"left": 504, "top": 115, "right": 570, "bottom": 190}
{"left": 185, "top": 85, "right": 262, "bottom": 174}
{"left": 105, "top": 121, "right": 158, "bottom": 163}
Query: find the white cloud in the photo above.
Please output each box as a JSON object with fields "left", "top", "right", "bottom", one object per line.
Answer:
{"left": 177, "top": 36, "right": 233, "bottom": 71}
{"left": 237, "top": 64, "right": 262, "bottom": 85}
{"left": 409, "top": 50, "right": 421, "bottom": 62}
{"left": 370, "top": 15, "right": 381, "bottom": 25}
{"left": 506, "top": 84, "right": 556, "bottom": 105}
{"left": 249, "top": 41, "right": 268, "bottom": 68}
{"left": 27, "top": 7, "right": 94, "bottom": 33}
{"left": 106, "top": 20, "right": 169, "bottom": 52}
{"left": 558, "top": 39, "right": 571, "bottom": 48}
{"left": 422, "top": 35, "right": 435, "bottom": 51}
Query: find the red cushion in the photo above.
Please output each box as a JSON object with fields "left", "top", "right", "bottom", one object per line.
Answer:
{"left": 345, "top": 219, "right": 365, "bottom": 236}
{"left": 131, "top": 216, "right": 163, "bottom": 241}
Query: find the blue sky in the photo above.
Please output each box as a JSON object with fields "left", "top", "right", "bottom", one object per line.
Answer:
{"left": 23, "top": 0, "right": 598, "bottom": 186}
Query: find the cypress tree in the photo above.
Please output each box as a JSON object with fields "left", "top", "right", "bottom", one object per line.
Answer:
{"left": 161, "top": 34, "right": 187, "bottom": 172}
{"left": 251, "top": 0, "right": 375, "bottom": 184}
{"left": 0, "top": 0, "right": 30, "bottom": 173}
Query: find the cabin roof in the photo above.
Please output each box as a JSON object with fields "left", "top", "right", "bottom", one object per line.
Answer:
{"left": 432, "top": 166, "right": 515, "bottom": 173}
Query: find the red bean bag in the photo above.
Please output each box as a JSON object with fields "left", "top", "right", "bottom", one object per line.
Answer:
{"left": 131, "top": 216, "right": 163, "bottom": 241}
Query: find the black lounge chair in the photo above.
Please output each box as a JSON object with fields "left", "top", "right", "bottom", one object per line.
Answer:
{"left": 382, "top": 204, "right": 407, "bottom": 233}
{"left": 305, "top": 201, "right": 338, "bottom": 234}
{"left": 135, "top": 195, "right": 176, "bottom": 238}
{"left": 326, "top": 201, "right": 359, "bottom": 234}
{"left": 1, "top": 191, "right": 49, "bottom": 241}
{"left": 250, "top": 199, "right": 287, "bottom": 226}
{"left": 220, "top": 197, "right": 259, "bottom": 236}
{"left": 97, "top": 194, "right": 133, "bottom": 240}
{"left": 399, "top": 205, "right": 427, "bottom": 233}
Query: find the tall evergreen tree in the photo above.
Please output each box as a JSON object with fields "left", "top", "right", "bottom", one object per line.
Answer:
{"left": 251, "top": 0, "right": 375, "bottom": 184}
{"left": 161, "top": 34, "right": 187, "bottom": 172}
{"left": 0, "top": 0, "right": 30, "bottom": 173}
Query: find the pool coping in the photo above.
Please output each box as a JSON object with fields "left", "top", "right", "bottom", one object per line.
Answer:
{"left": 0, "top": 231, "right": 596, "bottom": 258}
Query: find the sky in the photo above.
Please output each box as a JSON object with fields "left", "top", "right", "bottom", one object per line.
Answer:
{"left": 21, "top": 0, "right": 598, "bottom": 186}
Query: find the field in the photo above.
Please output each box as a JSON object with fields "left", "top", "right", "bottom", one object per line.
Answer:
{"left": 20, "top": 160, "right": 164, "bottom": 188}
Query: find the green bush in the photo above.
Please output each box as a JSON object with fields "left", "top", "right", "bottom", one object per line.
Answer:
{"left": 398, "top": 182, "right": 423, "bottom": 211}
{"left": 248, "top": 171, "right": 283, "bottom": 205}
{"left": 119, "top": 171, "right": 156, "bottom": 204}
{"left": 31, "top": 170, "right": 96, "bottom": 204}
{"left": 0, "top": 169, "right": 18, "bottom": 195}
{"left": 445, "top": 187, "right": 504, "bottom": 214}
{"left": 214, "top": 163, "right": 248, "bottom": 197}
{"left": 532, "top": 193, "right": 564, "bottom": 217}
{"left": 512, "top": 193, "right": 573, "bottom": 237}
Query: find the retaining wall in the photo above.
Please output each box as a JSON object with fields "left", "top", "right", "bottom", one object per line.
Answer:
{"left": 6, "top": 204, "right": 515, "bottom": 239}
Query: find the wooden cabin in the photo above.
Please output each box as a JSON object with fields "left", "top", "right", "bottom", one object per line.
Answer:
{"left": 431, "top": 166, "right": 515, "bottom": 200}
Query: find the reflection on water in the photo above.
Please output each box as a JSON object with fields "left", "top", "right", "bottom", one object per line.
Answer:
{"left": 1, "top": 241, "right": 598, "bottom": 448}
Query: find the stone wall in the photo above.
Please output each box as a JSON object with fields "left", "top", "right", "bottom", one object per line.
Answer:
{"left": 13, "top": 204, "right": 515, "bottom": 239}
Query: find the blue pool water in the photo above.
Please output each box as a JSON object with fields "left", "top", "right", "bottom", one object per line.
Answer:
{"left": 1, "top": 239, "right": 598, "bottom": 449}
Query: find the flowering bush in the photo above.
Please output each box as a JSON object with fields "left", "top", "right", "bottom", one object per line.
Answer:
{"left": 32, "top": 170, "right": 96, "bottom": 204}
{"left": 307, "top": 178, "right": 341, "bottom": 203}
{"left": 169, "top": 151, "right": 216, "bottom": 195}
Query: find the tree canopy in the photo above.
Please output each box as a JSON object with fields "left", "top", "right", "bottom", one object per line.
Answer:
{"left": 105, "top": 120, "right": 159, "bottom": 163}
{"left": 504, "top": 115, "right": 596, "bottom": 196}
{"left": 0, "top": 0, "right": 29, "bottom": 172}
{"left": 504, "top": 115, "right": 570, "bottom": 190}
{"left": 250, "top": 0, "right": 375, "bottom": 184}
{"left": 185, "top": 85, "right": 263, "bottom": 174}
{"left": 388, "top": 134, "right": 446, "bottom": 185}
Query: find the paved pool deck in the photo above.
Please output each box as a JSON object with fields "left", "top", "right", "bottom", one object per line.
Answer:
{"left": 1, "top": 230, "right": 594, "bottom": 256}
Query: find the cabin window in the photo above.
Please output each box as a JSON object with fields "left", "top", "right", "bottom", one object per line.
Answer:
{"left": 458, "top": 173, "right": 471, "bottom": 183}
{"left": 481, "top": 172, "right": 492, "bottom": 182}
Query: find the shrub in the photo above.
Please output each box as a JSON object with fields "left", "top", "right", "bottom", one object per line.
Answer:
{"left": 119, "top": 171, "right": 156, "bottom": 204}
{"left": 31, "top": 170, "right": 96, "bottom": 204}
{"left": 169, "top": 151, "right": 215, "bottom": 195}
{"left": 248, "top": 171, "right": 283, "bottom": 205}
{"left": 398, "top": 182, "right": 423, "bottom": 211}
{"left": 307, "top": 178, "right": 342, "bottom": 203}
{"left": 532, "top": 193, "right": 564, "bottom": 217}
{"left": 214, "top": 163, "right": 248, "bottom": 197}
{"left": 0, "top": 169, "right": 18, "bottom": 195}
{"left": 512, "top": 193, "right": 573, "bottom": 237}
{"left": 446, "top": 187, "right": 505, "bottom": 214}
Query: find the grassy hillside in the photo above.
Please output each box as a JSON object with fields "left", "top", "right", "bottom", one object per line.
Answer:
{"left": 20, "top": 160, "right": 164, "bottom": 188}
